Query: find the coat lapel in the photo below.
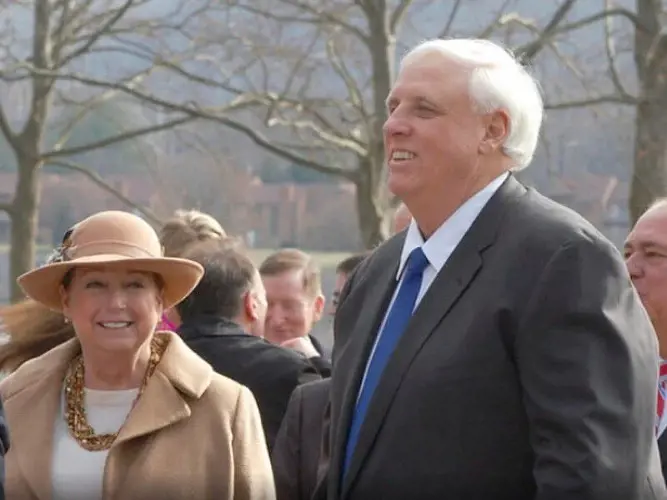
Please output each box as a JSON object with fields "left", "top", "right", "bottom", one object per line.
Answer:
{"left": 115, "top": 332, "right": 212, "bottom": 444}
{"left": 340, "top": 176, "right": 527, "bottom": 496}
{"left": 104, "top": 333, "right": 213, "bottom": 499}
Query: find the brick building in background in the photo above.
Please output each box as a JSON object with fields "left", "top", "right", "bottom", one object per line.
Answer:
{"left": 0, "top": 171, "right": 362, "bottom": 251}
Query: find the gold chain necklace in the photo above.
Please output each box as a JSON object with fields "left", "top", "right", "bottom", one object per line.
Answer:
{"left": 63, "top": 334, "right": 168, "bottom": 451}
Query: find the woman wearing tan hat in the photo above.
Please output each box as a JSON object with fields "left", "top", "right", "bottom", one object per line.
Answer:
{"left": 0, "top": 211, "right": 275, "bottom": 500}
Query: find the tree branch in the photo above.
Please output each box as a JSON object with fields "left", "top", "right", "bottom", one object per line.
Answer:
{"left": 8, "top": 65, "right": 254, "bottom": 121}
{"left": 0, "top": 202, "right": 13, "bottom": 215}
{"left": 515, "top": 0, "right": 577, "bottom": 63}
{"left": 214, "top": 114, "right": 355, "bottom": 179}
{"left": 232, "top": 1, "right": 369, "bottom": 44}
{"left": 389, "top": 0, "right": 415, "bottom": 34}
{"left": 602, "top": 0, "right": 633, "bottom": 99}
{"left": 57, "top": 0, "right": 134, "bottom": 69}
{"left": 437, "top": 0, "right": 463, "bottom": 39}
{"left": 42, "top": 115, "right": 196, "bottom": 159}
{"left": 45, "top": 160, "right": 163, "bottom": 225}
{"left": 544, "top": 94, "right": 639, "bottom": 109}
{"left": 554, "top": 7, "right": 649, "bottom": 36}
{"left": 646, "top": 32, "right": 667, "bottom": 70}
{"left": 476, "top": 0, "right": 514, "bottom": 38}
{"left": 267, "top": 114, "right": 367, "bottom": 155}
{"left": 8, "top": 65, "right": 361, "bottom": 175}
{"left": 0, "top": 105, "right": 17, "bottom": 148}
{"left": 325, "top": 35, "right": 368, "bottom": 122}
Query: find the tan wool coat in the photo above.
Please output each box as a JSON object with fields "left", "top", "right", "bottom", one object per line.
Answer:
{"left": 0, "top": 331, "right": 276, "bottom": 500}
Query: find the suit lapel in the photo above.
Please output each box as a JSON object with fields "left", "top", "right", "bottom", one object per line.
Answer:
{"left": 330, "top": 236, "right": 402, "bottom": 500}
{"left": 340, "top": 176, "right": 526, "bottom": 496}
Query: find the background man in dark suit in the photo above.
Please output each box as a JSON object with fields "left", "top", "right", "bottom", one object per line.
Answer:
{"left": 0, "top": 399, "right": 7, "bottom": 500}
{"left": 625, "top": 199, "right": 667, "bottom": 482}
{"left": 316, "top": 38, "right": 666, "bottom": 500}
{"left": 273, "top": 253, "right": 367, "bottom": 500}
{"left": 174, "top": 242, "right": 323, "bottom": 451}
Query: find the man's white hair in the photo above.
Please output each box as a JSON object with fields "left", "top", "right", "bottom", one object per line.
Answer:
{"left": 401, "top": 38, "right": 544, "bottom": 170}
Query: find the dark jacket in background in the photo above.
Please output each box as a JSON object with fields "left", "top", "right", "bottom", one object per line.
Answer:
{"left": 272, "top": 378, "right": 330, "bottom": 500}
{"left": 0, "top": 399, "right": 8, "bottom": 500}
{"left": 659, "top": 433, "right": 667, "bottom": 483}
{"left": 178, "top": 315, "right": 322, "bottom": 451}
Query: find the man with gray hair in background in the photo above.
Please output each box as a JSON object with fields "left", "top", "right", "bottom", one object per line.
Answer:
{"left": 315, "top": 38, "right": 665, "bottom": 500}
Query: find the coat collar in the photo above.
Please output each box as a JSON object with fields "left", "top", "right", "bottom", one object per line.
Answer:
{"left": 178, "top": 315, "right": 248, "bottom": 340}
{"left": 1, "top": 331, "right": 213, "bottom": 500}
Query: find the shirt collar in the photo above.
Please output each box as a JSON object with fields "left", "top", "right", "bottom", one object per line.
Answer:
{"left": 396, "top": 172, "right": 509, "bottom": 279}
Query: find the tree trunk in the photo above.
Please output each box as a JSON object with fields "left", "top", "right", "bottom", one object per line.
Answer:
{"left": 353, "top": 5, "right": 395, "bottom": 249}
{"left": 629, "top": 57, "right": 667, "bottom": 223}
{"left": 9, "top": 156, "right": 41, "bottom": 302}
{"left": 355, "top": 159, "right": 391, "bottom": 248}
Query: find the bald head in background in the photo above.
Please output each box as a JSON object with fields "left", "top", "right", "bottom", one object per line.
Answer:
{"left": 625, "top": 199, "right": 667, "bottom": 358}
{"left": 392, "top": 203, "right": 411, "bottom": 234}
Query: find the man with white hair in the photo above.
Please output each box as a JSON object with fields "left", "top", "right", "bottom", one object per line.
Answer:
{"left": 316, "top": 38, "right": 665, "bottom": 500}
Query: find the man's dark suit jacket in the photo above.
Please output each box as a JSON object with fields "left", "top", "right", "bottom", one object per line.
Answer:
{"left": 658, "top": 433, "right": 667, "bottom": 483}
{"left": 178, "top": 315, "right": 322, "bottom": 452}
{"left": 272, "top": 378, "right": 330, "bottom": 500}
{"left": 0, "top": 399, "right": 8, "bottom": 500}
{"left": 316, "top": 176, "right": 667, "bottom": 500}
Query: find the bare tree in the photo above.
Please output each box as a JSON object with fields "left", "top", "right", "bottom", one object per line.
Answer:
{"left": 630, "top": 0, "right": 667, "bottom": 221}
{"left": 0, "top": 0, "right": 213, "bottom": 300}
{"left": 154, "top": 0, "right": 623, "bottom": 248}
{"left": 8, "top": 0, "right": 663, "bottom": 254}
{"left": 109, "top": 0, "right": 640, "bottom": 248}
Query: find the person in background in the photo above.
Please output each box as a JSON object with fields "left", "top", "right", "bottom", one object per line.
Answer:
{"left": 329, "top": 253, "right": 369, "bottom": 317}
{"left": 0, "top": 398, "right": 7, "bottom": 500}
{"left": 1, "top": 211, "right": 274, "bottom": 500}
{"left": 174, "top": 242, "right": 322, "bottom": 452}
{"left": 273, "top": 252, "right": 367, "bottom": 500}
{"left": 625, "top": 198, "right": 667, "bottom": 482}
{"left": 158, "top": 209, "right": 227, "bottom": 331}
{"left": 260, "top": 249, "right": 330, "bottom": 370}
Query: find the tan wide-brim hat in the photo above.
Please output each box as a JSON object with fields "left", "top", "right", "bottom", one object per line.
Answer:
{"left": 18, "top": 210, "right": 204, "bottom": 311}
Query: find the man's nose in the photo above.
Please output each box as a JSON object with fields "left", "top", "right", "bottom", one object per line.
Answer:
{"left": 383, "top": 112, "right": 411, "bottom": 137}
{"left": 625, "top": 254, "right": 643, "bottom": 280}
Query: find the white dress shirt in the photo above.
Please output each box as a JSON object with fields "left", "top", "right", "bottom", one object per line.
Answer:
{"left": 357, "top": 172, "right": 509, "bottom": 396}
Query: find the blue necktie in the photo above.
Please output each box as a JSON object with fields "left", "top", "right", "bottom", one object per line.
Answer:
{"left": 343, "top": 247, "right": 429, "bottom": 477}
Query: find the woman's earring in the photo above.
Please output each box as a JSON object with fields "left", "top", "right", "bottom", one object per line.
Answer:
{"left": 64, "top": 317, "right": 70, "bottom": 324}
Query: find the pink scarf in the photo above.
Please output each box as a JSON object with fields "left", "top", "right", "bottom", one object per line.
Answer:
{"left": 158, "top": 313, "right": 178, "bottom": 332}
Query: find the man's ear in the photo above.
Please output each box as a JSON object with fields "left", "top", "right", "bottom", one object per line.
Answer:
{"left": 479, "top": 109, "right": 510, "bottom": 154}
{"left": 312, "top": 294, "right": 325, "bottom": 322}
{"left": 243, "top": 291, "right": 257, "bottom": 321}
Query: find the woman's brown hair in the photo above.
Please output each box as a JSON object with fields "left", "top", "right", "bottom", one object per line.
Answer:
{"left": 0, "top": 299, "right": 75, "bottom": 373}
